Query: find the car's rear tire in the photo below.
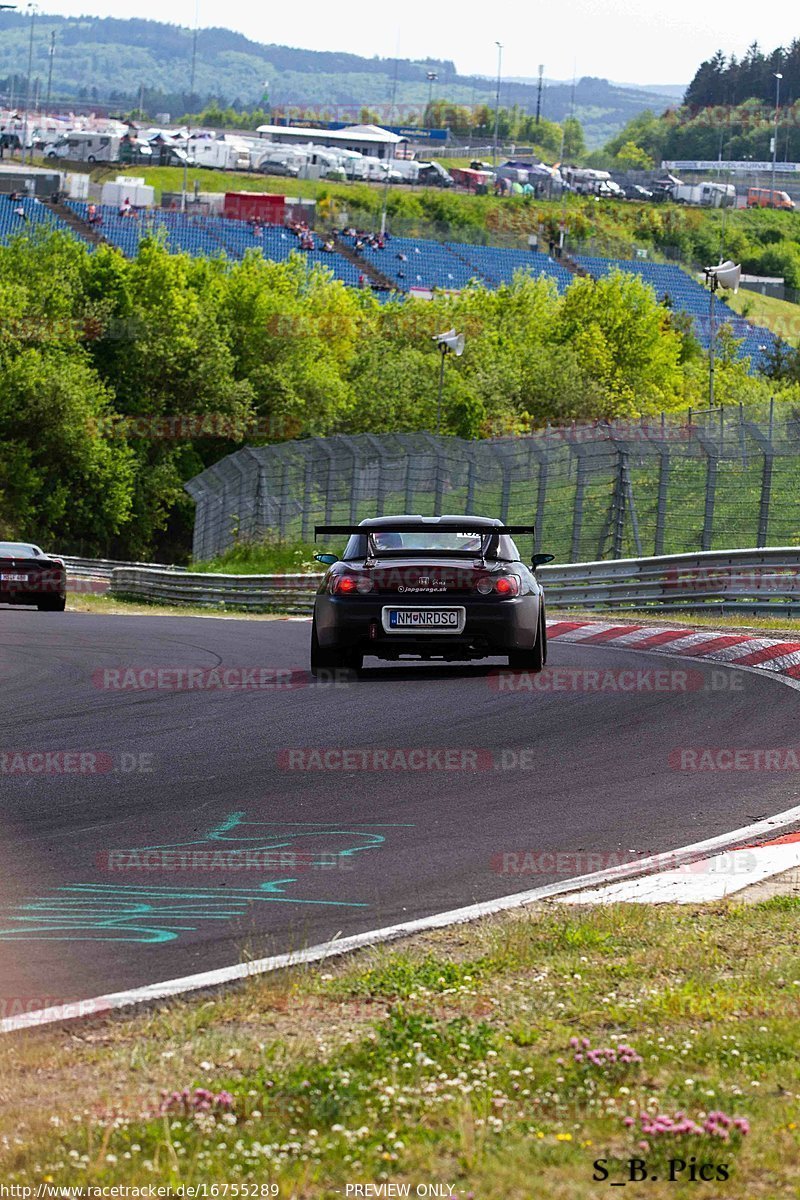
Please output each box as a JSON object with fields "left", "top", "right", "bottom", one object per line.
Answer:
{"left": 507, "top": 609, "right": 546, "bottom": 673}
{"left": 310, "top": 621, "right": 362, "bottom": 678}
{"left": 37, "top": 596, "right": 66, "bottom": 612}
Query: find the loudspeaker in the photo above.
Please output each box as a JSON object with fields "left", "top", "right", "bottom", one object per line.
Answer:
{"left": 433, "top": 329, "right": 465, "bottom": 356}
{"left": 705, "top": 261, "right": 741, "bottom": 292}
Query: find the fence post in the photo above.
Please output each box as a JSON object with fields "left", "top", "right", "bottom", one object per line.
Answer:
{"left": 695, "top": 432, "right": 718, "bottom": 552}
{"left": 404, "top": 455, "right": 414, "bottom": 512}
{"left": 433, "top": 453, "right": 444, "bottom": 516}
{"left": 570, "top": 444, "right": 587, "bottom": 562}
{"left": 349, "top": 450, "right": 359, "bottom": 523}
{"left": 622, "top": 453, "right": 643, "bottom": 557}
{"left": 301, "top": 452, "right": 314, "bottom": 543}
{"left": 745, "top": 416, "right": 775, "bottom": 549}
{"left": 279, "top": 456, "right": 291, "bottom": 538}
{"left": 534, "top": 448, "right": 549, "bottom": 553}
{"left": 466, "top": 456, "right": 476, "bottom": 513}
{"left": 611, "top": 450, "right": 627, "bottom": 559}
{"left": 654, "top": 447, "right": 670, "bottom": 557}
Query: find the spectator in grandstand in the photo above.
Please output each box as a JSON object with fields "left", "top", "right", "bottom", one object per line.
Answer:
{"left": 253, "top": 224, "right": 263, "bottom": 239}
{"left": 14, "top": 204, "right": 26, "bottom": 220}
{"left": 87, "top": 203, "right": 98, "bottom": 223}
{"left": 358, "top": 273, "right": 368, "bottom": 288}
{"left": 322, "top": 239, "right": 334, "bottom": 252}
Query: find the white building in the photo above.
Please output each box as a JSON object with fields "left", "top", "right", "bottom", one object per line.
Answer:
{"left": 254, "top": 123, "right": 406, "bottom": 161}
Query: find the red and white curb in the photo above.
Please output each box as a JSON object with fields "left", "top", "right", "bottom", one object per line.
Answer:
{"left": 561, "top": 832, "right": 800, "bottom": 905}
{"left": 545, "top": 619, "right": 800, "bottom": 687}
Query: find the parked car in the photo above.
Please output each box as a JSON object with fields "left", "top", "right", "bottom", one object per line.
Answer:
{"left": 623, "top": 184, "right": 654, "bottom": 201}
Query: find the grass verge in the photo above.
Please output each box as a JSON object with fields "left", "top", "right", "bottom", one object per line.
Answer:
{"left": 65, "top": 593, "right": 294, "bottom": 620}
{"left": 1, "top": 902, "right": 798, "bottom": 1197}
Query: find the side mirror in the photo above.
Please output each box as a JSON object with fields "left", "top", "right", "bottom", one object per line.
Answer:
{"left": 314, "top": 553, "right": 339, "bottom": 566}
{"left": 531, "top": 553, "right": 555, "bottom": 569}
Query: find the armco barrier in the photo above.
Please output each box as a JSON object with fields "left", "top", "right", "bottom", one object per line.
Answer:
{"left": 542, "top": 546, "right": 800, "bottom": 613}
{"left": 61, "top": 556, "right": 187, "bottom": 580}
{"left": 106, "top": 547, "right": 800, "bottom": 615}
{"left": 109, "top": 568, "right": 320, "bottom": 613}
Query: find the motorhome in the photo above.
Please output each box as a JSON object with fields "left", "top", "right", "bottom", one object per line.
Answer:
{"left": 187, "top": 135, "right": 252, "bottom": 171}
{"left": 45, "top": 131, "right": 121, "bottom": 164}
{"left": 561, "top": 167, "right": 614, "bottom": 195}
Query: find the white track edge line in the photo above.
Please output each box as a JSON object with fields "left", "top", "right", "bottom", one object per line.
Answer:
{"left": 4, "top": 620, "right": 800, "bottom": 1035}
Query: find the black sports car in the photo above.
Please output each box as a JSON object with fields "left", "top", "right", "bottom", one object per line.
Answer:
{"left": 311, "top": 516, "right": 552, "bottom": 675}
{"left": 0, "top": 542, "right": 67, "bottom": 611}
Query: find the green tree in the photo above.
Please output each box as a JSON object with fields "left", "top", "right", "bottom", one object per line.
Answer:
{"left": 614, "top": 140, "right": 654, "bottom": 170}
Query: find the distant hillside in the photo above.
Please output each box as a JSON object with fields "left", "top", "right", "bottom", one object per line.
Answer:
{"left": 0, "top": 13, "right": 677, "bottom": 147}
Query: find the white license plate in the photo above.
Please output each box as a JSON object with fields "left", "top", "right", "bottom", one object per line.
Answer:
{"left": 382, "top": 607, "right": 465, "bottom": 634}
{"left": 0, "top": 574, "right": 29, "bottom": 583}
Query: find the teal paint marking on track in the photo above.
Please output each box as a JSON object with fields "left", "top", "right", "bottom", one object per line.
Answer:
{"left": 0, "top": 816, "right": 416, "bottom": 943}
{"left": 125, "top": 814, "right": 414, "bottom": 864}
{"left": 0, "top": 881, "right": 367, "bottom": 943}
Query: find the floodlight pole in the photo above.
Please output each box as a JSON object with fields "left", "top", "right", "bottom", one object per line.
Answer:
{"left": 708, "top": 275, "right": 717, "bottom": 408}
{"left": 22, "top": 2, "right": 36, "bottom": 165}
{"left": 436, "top": 343, "right": 447, "bottom": 436}
{"left": 771, "top": 72, "right": 782, "bottom": 203}
{"left": 492, "top": 41, "right": 502, "bottom": 166}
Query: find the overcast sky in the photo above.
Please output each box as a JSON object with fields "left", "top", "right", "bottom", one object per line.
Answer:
{"left": 35, "top": 0, "right": 797, "bottom": 86}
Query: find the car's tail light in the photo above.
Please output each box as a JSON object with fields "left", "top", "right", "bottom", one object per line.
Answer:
{"left": 331, "top": 573, "right": 373, "bottom": 595}
{"left": 475, "top": 574, "right": 520, "bottom": 597}
{"left": 495, "top": 575, "right": 520, "bottom": 596}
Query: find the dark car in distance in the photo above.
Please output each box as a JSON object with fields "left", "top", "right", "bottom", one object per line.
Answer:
{"left": 311, "top": 515, "right": 552, "bottom": 675}
{"left": 0, "top": 542, "right": 67, "bottom": 611}
{"left": 622, "top": 183, "right": 654, "bottom": 201}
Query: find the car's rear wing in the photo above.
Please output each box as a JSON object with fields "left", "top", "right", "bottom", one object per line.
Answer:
{"left": 315, "top": 524, "right": 535, "bottom": 540}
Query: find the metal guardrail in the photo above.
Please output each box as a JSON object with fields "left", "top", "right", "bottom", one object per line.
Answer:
{"left": 61, "top": 556, "right": 187, "bottom": 580}
{"left": 542, "top": 546, "right": 800, "bottom": 613}
{"left": 105, "top": 547, "right": 800, "bottom": 616}
{"left": 110, "top": 568, "right": 320, "bottom": 613}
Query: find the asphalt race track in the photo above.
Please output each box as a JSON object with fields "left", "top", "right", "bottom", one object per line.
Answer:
{"left": 1, "top": 608, "right": 798, "bottom": 1011}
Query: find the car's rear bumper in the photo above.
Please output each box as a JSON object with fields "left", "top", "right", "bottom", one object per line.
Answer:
{"left": 314, "top": 594, "right": 541, "bottom": 659}
{"left": 1, "top": 587, "right": 66, "bottom": 605}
